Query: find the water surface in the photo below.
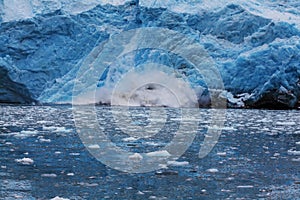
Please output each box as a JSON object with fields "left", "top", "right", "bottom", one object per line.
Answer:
{"left": 0, "top": 106, "right": 299, "bottom": 199}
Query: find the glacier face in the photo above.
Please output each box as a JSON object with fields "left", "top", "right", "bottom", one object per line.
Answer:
{"left": 0, "top": 0, "right": 300, "bottom": 108}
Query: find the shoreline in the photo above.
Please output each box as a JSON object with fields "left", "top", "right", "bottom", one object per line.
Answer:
{"left": 1, "top": 102, "right": 299, "bottom": 111}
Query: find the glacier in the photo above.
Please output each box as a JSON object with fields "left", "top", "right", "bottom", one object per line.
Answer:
{"left": 0, "top": 0, "right": 300, "bottom": 108}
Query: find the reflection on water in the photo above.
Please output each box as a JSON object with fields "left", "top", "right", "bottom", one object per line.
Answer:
{"left": 0, "top": 106, "right": 299, "bottom": 199}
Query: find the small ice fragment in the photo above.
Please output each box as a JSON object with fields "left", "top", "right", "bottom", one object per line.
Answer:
{"left": 276, "top": 122, "right": 296, "bottom": 126}
{"left": 158, "top": 164, "right": 168, "bottom": 169}
{"left": 55, "top": 127, "right": 72, "bottom": 133}
{"left": 237, "top": 185, "right": 254, "bottom": 188}
{"left": 167, "top": 161, "right": 189, "bottom": 166}
{"left": 129, "top": 153, "right": 143, "bottom": 161}
{"left": 39, "top": 138, "right": 51, "bottom": 142}
{"left": 41, "top": 174, "right": 57, "bottom": 178}
{"left": 206, "top": 126, "right": 236, "bottom": 131}
{"left": 122, "top": 137, "right": 138, "bottom": 142}
{"left": 43, "top": 126, "right": 57, "bottom": 131}
{"left": 88, "top": 144, "right": 100, "bottom": 149}
{"left": 55, "top": 151, "right": 62, "bottom": 154}
{"left": 296, "top": 141, "right": 300, "bottom": 145}
{"left": 144, "top": 141, "right": 162, "bottom": 146}
{"left": 69, "top": 153, "right": 80, "bottom": 156}
{"left": 292, "top": 158, "right": 300, "bottom": 162}
{"left": 50, "top": 197, "right": 70, "bottom": 200}
{"left": 15, "top": 158, "right": 34, "bottom": 165}
{"left": 287, "top": 150, "right": 300, "bottom": 156}
{"left": 67, "top": 173, "right": 74, "bottom": 176}
{"left": 20, "top": 130, "right": 38, "bottom": 135}
{"left": 273, "top": 153, "right": 280, "bottom": 157}
{"left": 137, "top": 191, "right": 144, "bottom": 195}
{"left": 37, "top": 120, "right": 48, "bottom": 124}
{"left": 217, "top": 152, "right": 227, "bottom": 156}
{"left": 206, "top": 168, "right": 219, "bottom": 173}
{"left": 221, "top": 189, "right": 231, "bottom": 192}
{"left": 147, "top": 150, "right": 171, "bottom": 157}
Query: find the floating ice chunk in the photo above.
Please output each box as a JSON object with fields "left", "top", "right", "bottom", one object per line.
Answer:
{"left": 37, "top": 121, "right": 49, "bottom": 124}
{"left": 144, "top": 142, "right": 163, "bottom": 147}
{"left": 221, "top": 189, "right": 232, "bottom": 192}
{"left": 69, "top": 153, "right": 80, "bottom": 156}
{"left": 38, "top": 136, "right": 51, "bottom": 142}
{"left": 217, "top": 152, "right": 227, "bottom": 156}
{"left": 158, "top": 164, "right": 168, "bottom": 169}
{"left": 15, "top": 158, "right": 34, "bottom": 165}
{"left": 201, "top": 189, "right": 207, "bottom": 193}
{"left": 147, "top": 150, "right": 171, "bottom": 157}
{"left": 167, "top": 161, "right": 189, "bottom": 166}
{"left": 55, "top": 127, "right": 72, "bottom": 133}
{"left": 122, "top": 137, "right": 138, "bottom": 142}
{"left": 20, "top": 130, "right": 38, "bottom": 134}
{"left": 276, "top": 122, "right": 296, "bottom": 126}
{"left": 88, "top": 144, "right": 100, "bottom": 149}
{"left": 257, "top": 118, "right": 272, "bottom": 123}
{"left": 16, "top": 130, "right": 38, "bottom": 138}
{"left": 296, "top": 141, "right": 300, "bottom": 145}
{"left": 287, "top": 150, "right": 300, "bottom": 156}
{"left": 67, "top": 173, "right": 75, "bottom": 176}
{"left": 41, "top": 174, "right": 57, "bottom": 178}
{"left": 237, "top": 185, "right": 254, "bottom": 188}
{"left": 292, "top": 158, "right": 300, "bottom": 162}
{"left": 50, "top": 197, "right": 70, "bottom": 200}
{"left": 129, "top": 153, "right": 143, "bottom": 161}
{"left": 137, "top": 191, "right": 145, "bottom": 195}
{"left": 206, "top": 168, "right": 219, "bottom": 173}
{"left": 77, "top": 182, "right": 98, "bottom": 187}
{"left": 43, "top": 126, "right": 57, "bottom": 131}
{"left": 273, "top": 153, "right": 280, "bottom": 157}
{"left": 206, "top": 126, "right": 236, "bottom": 131}
{"left": 43, "top": 126, "right": 72, "bottom": 133}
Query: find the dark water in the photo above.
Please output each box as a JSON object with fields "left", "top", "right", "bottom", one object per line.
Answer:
{"left": 0, "top": 105, "right": 299, "bottom": 199}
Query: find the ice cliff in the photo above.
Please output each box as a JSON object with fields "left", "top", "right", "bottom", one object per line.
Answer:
{"left": 0, "top": 0, "right": 299, "bottom": 108}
